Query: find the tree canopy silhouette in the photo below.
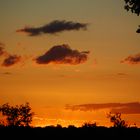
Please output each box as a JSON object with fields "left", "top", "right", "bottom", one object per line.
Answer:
{"left": 124, "top": 0, "right": 140, "bottom": 16}
{"left": 107, "top": 112, "right": 128, "bottom": 128}
{"left": 0, "top": 102, "right": 34, "bottom": 127}
{"left": 124, "top": 0, "right": 140, "bottom": 33}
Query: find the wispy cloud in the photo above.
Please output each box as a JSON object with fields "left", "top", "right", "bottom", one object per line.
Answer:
{"left": 121, "top": 53, "right": 140, "bottom": 64}
{"left": 2, "top": 55, "right": 21, "bottom": 67}
{"left": 35, "top": 44, "right": 89, "bottom": 65}
{"left": 65, "top": 102, "right": 140, "bottom": 114}
{"left": 16, "top": 20, "right": 88, "bottom": 36}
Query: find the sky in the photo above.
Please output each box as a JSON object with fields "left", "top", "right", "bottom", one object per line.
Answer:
{"left": 0, "top": 0, "right": 140, "bottom": 127}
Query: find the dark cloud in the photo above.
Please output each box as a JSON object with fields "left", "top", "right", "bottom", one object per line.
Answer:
{"left": 65, "top": 103, "right": 124, "bottom": 111}
{"left": 2, "top": 55, "right": 21, "bottom": 67}
{"left": 35, "top": 44, "right": 89, "bottom": 65}
{"left": 121, "top": 53, "right": 140, "bottom": 64}
{"left": 111, "top": 102, "right": 140, "bottom": 114}
{"left": 65, "top": 102, "right": 140, "bottom": 114}
{"left": 16, "top": 20, "right": 88, "bottom": 36}
{"left": 0, "top": 43, "right": 22, "bottom": 67}
{"left": 136, "top": 25, "right": 140, "bottom": 33}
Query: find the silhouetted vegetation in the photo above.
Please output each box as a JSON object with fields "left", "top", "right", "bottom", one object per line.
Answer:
{"left": 107, "top": 112, "right": 128, "bottom": 128}
{"left": 124, "top": 0, "right": 140, "bottom": 16}
{"left": 124, "top": 0, "right": 140, "bottom": 33}
{"left": 0, "top": 123, "right": 139, "bottom": 139}
{"left": 67, "top": 125, "right": 77, "bottom": 129}
{"left": 0, "top": 102, "right": 34, "bottom": 127}
{"left": 0, "top": 103, "right": 140, "bottom": 139}
{"left": 82, "top": 122, "right": 97, "bottom": 128}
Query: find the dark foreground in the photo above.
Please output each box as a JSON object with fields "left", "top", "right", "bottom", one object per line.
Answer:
{"left": 0, "top": 127, "right": 140, "bottom": 139}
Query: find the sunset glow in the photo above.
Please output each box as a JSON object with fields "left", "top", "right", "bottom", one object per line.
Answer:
{"left": 0, "top": 0, "right": 140, "bottom": 127}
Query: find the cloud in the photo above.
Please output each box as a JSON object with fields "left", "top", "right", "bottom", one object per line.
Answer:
{"left": 121, "top": 53, "right": 140, "bottom": 64}
{"left": 16, "top": 20, "right": 88, "bottom": 36}
{"left": 111, "top": 102, "right": 140, "bottom": 114}
{"left": 0, "top": 43, "right": 22, "bottom": 67}
{"left": 136, "top": 25, "right": 140, "bottom": 33}
{"left": 65, "top": 102, "right": 140, "bottom": 114}
{"left": 2, "top": 55, "right": 21, "bottom": 67}
{"left": 35, "top": 44, "right": 89, "bottom": 65}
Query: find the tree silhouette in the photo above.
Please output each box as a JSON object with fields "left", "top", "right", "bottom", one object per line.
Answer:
{"left": 124, "top": 0, "right": 140, "bottom": 15}
{"left": 0, "top": 120, "right": 5, "bottom": 127}
{"left": 82, "top": 122, "right": 97, "bottom": 128}
{"left": 124, "top": 0, "right": 140, "bottom": 33}
{"left": 107, "top": 112, "right": 128, "bottom": 128}
{"left": 56, "top": 124, "right": 62, "bottom": 128}
{"left": 0, "top": 102, "right": 34, "bottom": 127}
{"left": 67, "top": 125, "right": 76, "bottom": 128}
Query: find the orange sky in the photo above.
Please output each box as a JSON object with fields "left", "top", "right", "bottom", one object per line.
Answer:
{"left": 0, "top": 0, "right": 140, "bottom": 127}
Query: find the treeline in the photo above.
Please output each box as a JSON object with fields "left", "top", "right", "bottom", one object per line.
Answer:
{"left": 0, "top": 103, "right": 140, "bottom": 139}
{"left": 0, "top": 102, "right": 139, "bottom": 129}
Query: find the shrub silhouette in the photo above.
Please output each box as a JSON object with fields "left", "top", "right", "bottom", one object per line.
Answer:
{"left": 82, "top": 122, "right": 97, "bottom": 128}
{"left": 67, "top": 125, "right": 76, "bottom": 128}
{"left": 107, "top": 112, "right": 128, "bottom": 128}
{"left": 56, "top": 124, "right": 62, "bottom": 128}
{"left": 0, "top": 102, "right": 34, "bottom": 127}
{"left": 0, "top": 120, "right": 5, "bottom": 127}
